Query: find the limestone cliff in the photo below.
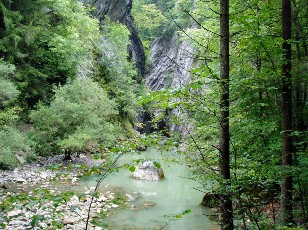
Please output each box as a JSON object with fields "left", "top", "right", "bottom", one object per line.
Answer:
{"left": 81, "top": 0, "right": 145, "bottom": 82}
{"left": 146, "top": 31, "right": 194, "bottom": 91}
{"left": 144, "top": 28, "right": 195, "bottom": 134}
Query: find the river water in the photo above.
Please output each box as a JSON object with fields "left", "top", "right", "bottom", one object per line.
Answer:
{"left": 80, "top": 148, "right": 218, "bottom": 229}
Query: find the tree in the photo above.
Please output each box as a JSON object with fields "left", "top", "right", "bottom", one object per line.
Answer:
{"left": 281, "top": 0, "right": 293, "bottom": 225}
{"left": 0, "top": 0, "right": 100, "bottom": 112}
{"left": 142, "top": 0, "right": 308, "bottom": 227}
{"left": 132, "top": 1, "right": 167, "bottom": 55}
{"left": 219, "top": 0, "right": 233, "bottom": 229}
{"left": 132, "top": 3, "right": 166, "bottom": 39}
{"left": 30, "top": 78, "right": 120, "bottom": 157}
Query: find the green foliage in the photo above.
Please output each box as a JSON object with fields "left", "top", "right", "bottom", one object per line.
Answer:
{"left": 0, "top": 126, "right": 33, "bottom": 169}
{"left": 0, "top": 0, "right": 100, "bottom": 111}
{"left": 175, "top": 209, "right": 191, "bottom": 218}
{"left": 162, "top": 209, "right": 192, "bottom": 222}
{"left": 0, "top": 59, "right": 32, "bottom": 169}
{"left": 153, "top": 161, "right": 161, "bottom": 169}
{"left": 0, "top": 59, "right": 20, "bottom": 125}
{"left": 0, "top": 107, "right": 20, "bottom": 126}
{"left": 171, "top": 0, "right": 194, "bottom": 27}
{"left": 30, "top": 78, "right": 120, "bottom": 155}
{"left": 132, "top": 0, "right": 194, "bottom": 60}
{"left": 96, "top": 19, "right": 138, "bottom": 120}
{"left": 99, "top": 19, "right": 131, "bottom": 71}
{"left": 128, "top": 165, "right": 136, "bottom": 172}
{"left": 139, "top": 0, "right": 308, "bottom": 228}
{"left": 0, "top": 60, "right": 18, "bottom": 106}
{"left": 132, "top": 2, "right": 166, "bottom": 50}
{"left": 0, "top": 78, "right": 19, "bottom": 107}
{"left": 133, "top": 3, "right": 167, "bottom": 33}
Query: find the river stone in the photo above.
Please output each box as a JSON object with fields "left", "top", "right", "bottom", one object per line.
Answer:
{"left": 63, "top": 215, "right": 77, "bottom": 225}
{"left": 15, "top": 155, "right": 26, "bottom": 164}
{"left": 0, "top": 183, "right": 8, "bottom": 189}
{"left": 111, "top": 203, "right": 118, "bottom": 208}
{"left": 131, "top": 161, "right": 164, "bottom": 181}
{"left": 142, "top": 201, "right": 155, "bottom": 208}
{"left": 125, "top": 193, "right": 135, "bottom": 201}
{"left": 14, "top": 178, "right": 26, "bottom": 183}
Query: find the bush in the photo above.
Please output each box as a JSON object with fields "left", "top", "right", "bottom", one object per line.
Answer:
{"left": 0, "top": 126, "right": 33, "bottom": 169}
{"left": 0, "top": 60, "right": 33, "bottom": 169}
{"left": 30, "top": 78, "right": 121, "bottom": 155}
{"left": 0, "top": 78, "right": 19, "bottom": 108}
{"left": 0, "top": 60, "right": 19, "bottom": 107}
{"left": 0, "top": 60, "right": 20, "bottom": 125}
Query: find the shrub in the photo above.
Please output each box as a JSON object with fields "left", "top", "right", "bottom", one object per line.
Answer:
{"left": 0, "top": 78, "right": 19, "bottom": 108}
{"left": 0, "top": 60, "right": 20, "bottom": 125}
{"left": 30, "top": 78, "right": 121, "bottom": 155}
{"left": 0, "top": 126, "right": 33, "bottom": 169}
{"left": 0, "top": 60, "right": 33, "bottom": 169}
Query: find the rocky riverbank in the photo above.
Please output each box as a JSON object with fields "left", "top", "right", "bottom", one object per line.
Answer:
{"left": 0, "top": 153, "right": 105, "bottom": 189}
{"left": 0, "top": 154, "right": 119, "bottom": 229}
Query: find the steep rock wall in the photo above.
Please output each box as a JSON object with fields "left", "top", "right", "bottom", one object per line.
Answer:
{"left": 81, "top": 0, "right": 145, "bottom": 82}
{"left": 146, "top": 31, "right": 194, "bottom": 90}
{"left": 145, "top": 30, "right": 195, "bottom": 133}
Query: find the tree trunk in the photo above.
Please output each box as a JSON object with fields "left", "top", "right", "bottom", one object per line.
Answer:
{"left": 281, "top": 0, "right": 293, "bottom": 225}
{"left": 219, "top": 0, "right": 233, "bottom": 229}
{"left": 64, "top": 149, "right": 72, "bottom": 161}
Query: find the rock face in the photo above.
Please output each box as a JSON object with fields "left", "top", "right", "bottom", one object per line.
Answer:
{"left": 145, "top": 29, "right": 195, "bottom": 133}
{"left": 131, "top": 161, "right": 164, "bottom": 181}
{"left": 81, "top": 0, "right": 145, "bottom": 82}
{"left": 146, "top": 31, "right": 195, "bottom": 90}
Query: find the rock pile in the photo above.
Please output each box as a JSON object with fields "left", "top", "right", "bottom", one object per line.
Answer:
{"left": 0, "top": 154, "right": 115, "bottom": 229}
{"left": 1, "top": 188, "right": 118, "bottom": 229}
{"left": 0, "top": 154, "right": 105, "bottom": 190}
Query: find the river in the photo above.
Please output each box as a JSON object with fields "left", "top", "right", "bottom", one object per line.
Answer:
{"left": 78, "top": 148, "right": 219, "bottom": 229}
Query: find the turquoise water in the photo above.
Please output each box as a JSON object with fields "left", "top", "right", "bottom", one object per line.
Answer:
{"left": 81, "top": 148, "right": 219, "bottom": 230}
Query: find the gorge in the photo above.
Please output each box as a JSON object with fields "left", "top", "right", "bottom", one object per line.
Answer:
{"left": 0, "top": 0, "right": 307, "bottom": 229}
